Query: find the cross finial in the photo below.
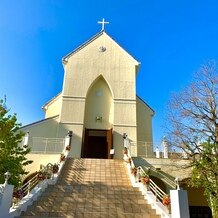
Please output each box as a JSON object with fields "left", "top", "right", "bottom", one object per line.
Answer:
{"left": 98, "top": 18, "right": 109, "bottom": 31}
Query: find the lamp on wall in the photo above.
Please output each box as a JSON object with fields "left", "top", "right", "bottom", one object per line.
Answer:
{"left": 23, "top": 131, "right": 29, "bottom": 148}
{"left": 123, "top": 133, "right": 128, "bottom": 139}
{"left": 95, "top": 116, "right": 102, "bottom": 122}
{"left": 4, "top": 171, "right": 11, "bottom": 185}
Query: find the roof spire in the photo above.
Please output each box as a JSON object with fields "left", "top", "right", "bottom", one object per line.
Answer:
{"left": 97, "top": 18, "right": 109, "bottom": 31}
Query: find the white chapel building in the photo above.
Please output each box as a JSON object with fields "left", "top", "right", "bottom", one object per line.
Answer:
{"left": 18, "top": 24, "right": 211, "bottom": 217}
{"left": 21, "top": 27, "right": 154, "bottom": 161}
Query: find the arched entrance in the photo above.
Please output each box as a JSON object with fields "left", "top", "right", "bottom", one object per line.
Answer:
{"left": 181, "top": 181, "right": 212, "bottom": 218}
{"left": 82, "top": 76, "right": 114, "bottom": 159}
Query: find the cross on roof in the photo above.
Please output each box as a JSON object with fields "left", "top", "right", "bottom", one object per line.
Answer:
{"left": 98, "top": 18, "right": 109, "bottom": 31}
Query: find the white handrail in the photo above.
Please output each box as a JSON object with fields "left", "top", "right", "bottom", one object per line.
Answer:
{"left": 138, "top": 166, "right": 167, "bottom": 202}
{"left": 123, "top": 144, "right": 172, "bottom": 217}
{"left": 19, "top": 174, "right": 38, "bottom": 197}
{"left": 12, "top": 162, "right": 57, "bottom": 208}
{"left": 9, "top": 142, "right": 71, "bottom": 218}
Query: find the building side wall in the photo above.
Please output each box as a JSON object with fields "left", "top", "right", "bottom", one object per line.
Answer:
{"left": 113, "top": 126, "right": 137, "bottom": 158}
{"left": 22, "top": 121, "right": 83, "bottom": 158}
{"left": 21, "top": 118, "right": 60, "bottom": 138}
{"left": 57, "top": 123, "right": 83, "bottom": 158}
{"left": 185, "top": 187, "right": 208, "bottom": 206}
{"left": 44, "top": 95, "right": 62, "bottom": 119}
{"left": 60, "top": 33, "right": 138, "bottom": 157}
{"left": 114, "top": 101, "right": 137, "bottom": 126}
{"left": 136, "top": 98, "right": 153, "bottom": 155}
{"left": 24, "top": 154, "right": 60, "bottom": 175}
{"left": 61, "top": 98, "right": 85, "bottom": 124}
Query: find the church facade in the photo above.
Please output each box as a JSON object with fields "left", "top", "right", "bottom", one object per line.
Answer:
{"left": 19, "top": 27, "right": 212, "bottom": 217}
{"left": 21, "top": 30, "right": 154, "bottom": 159}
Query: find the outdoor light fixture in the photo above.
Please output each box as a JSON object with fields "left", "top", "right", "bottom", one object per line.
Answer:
{"left": 23, "top": 131, "right": 29, "bottom": 148}
{"left": 95, "top": 116, "right": 102, "bottom": 122}
{"left": 68, "top": 131, "right": 73, "bottom": 137}
{"left": 4, "top": 171, "right": 11, "bottom": 185}
{"left": 123, "top": 133, "right": 128, "bottom": 139}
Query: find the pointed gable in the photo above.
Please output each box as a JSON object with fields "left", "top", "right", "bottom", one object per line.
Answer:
{"left": 62, "top": 30, "right": 140, "bottom": 99}
{"left": 62, "top": 30, "right": 140, "bottom": 68}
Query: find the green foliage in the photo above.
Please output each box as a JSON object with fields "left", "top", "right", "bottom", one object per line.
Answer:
{"left": 191, "top": 142, "right": 218, "bottom": 217}
{"left": 0, "top": 99, "right": 32, "bottom": 187}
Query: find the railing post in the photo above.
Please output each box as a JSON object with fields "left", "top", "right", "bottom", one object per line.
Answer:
{"left": 28, "top": 181, "right": 31, "bottom": 196}
{"left": 64, "top": 131, "right": 73, "bottom": 150}
{"left": 154, "top": 186, "right": 158, "bottom": 201}
{"left": 136, "top": 167, "right": 141, "bottom": 183}
{"left": 0, "top": 172, "right": 14, "bottom": 217}
{"left": 170, "top": 189, "right": 190, "bottom": 218}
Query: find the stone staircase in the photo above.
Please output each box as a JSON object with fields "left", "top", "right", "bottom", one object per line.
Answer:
{"left": 18, "top": 158, "right": 160, "bottom": 218}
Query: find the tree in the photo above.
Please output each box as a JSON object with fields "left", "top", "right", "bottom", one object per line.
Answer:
{"left": 166, "top": 61, "right": 218, "bottom": 217}
{"left": 0, "top": 98, "right": 32, "bottom": 188}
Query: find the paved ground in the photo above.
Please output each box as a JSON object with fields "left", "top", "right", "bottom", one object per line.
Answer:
{"left": 19, "top": 158, "right": 160, "bottom": 218}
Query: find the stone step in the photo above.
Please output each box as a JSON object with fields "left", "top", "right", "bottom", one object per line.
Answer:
{"left": 20, "top": 213, "right": 160, "bottom": 218}
{"left": 19, "top": 158, "right": 160, "bottom": 218}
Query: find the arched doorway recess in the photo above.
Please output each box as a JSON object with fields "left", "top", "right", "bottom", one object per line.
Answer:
{"left": 82, "top": 76, "right": 114, "bottom": 159}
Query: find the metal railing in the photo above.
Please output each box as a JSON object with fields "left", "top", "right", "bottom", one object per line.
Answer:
{"left": 12, "top": 162, "right": 58, "bottom": 207}
{"left": 9, "top": 135, "right": 71, "bottom": 217}
{"left": 130, "top": 141, "right": 188, "bottom": 159}
{"left": 12, "top": 173, "right": 39, "bottom": 203}
{"left": 29, "top": 137, "right": 65, "bottom": 154}
{"left": 137, "top": 166, "right": 167, "bottom": 203}
{"left": 129, "top": 141, "right": 159, "bottom": 157}
{"left": 123, "top": 143, "right": 172, "bottom": 217}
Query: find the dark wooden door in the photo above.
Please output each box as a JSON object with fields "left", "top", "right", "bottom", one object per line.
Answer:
{"left": 82, "top": 129, "right": 113, "bottom": 159}
{"left": 107, "top": 128, "right": 113, "bottom": 159}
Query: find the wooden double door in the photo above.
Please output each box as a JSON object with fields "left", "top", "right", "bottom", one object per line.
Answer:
{"left": 82, "top": 129, "right": 113, "bottom": 159}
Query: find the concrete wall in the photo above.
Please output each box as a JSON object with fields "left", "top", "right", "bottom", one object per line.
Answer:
{"left": 184, "top": 187, "right": 208, "bottom": 206}
{"left": 44, "top": 94, "right": 62, "bottom": 119}
{"left": 60, "top": 98, "right": 85, "bottom": 124}
{"left": 84, "top": 76, "right": 114, "bottom": 129}
{"left": 113, "top": 126, "right": 137, "bottom": 158}
{"left": 21, "top": 117, "right": 60, "bottom": 138}
{"left": 24, "top": 154, "right": 60, "bottom": 175}
{"left": 58, "top": 123, "right": 83, "bottom": 158}
{"left": 62, "top": 32, "right": 137, "bottom": 100}
{"left": 20, "top": 32, "right": 153, "bottom": 160}
{"left": 136, "top": 97, "right": 154, "bottom": 155}
{"left": 59, "top": 32, "right": 139, "bottom": 157}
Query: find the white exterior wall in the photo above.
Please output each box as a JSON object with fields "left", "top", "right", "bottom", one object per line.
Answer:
{"left": 61, "top": 98, "right": 85, "bottom": 124}
{"left": 62, "top": 33, "right": 136, "bottom": 100}
{"left": 59, "top": 32, "right": 139, "bottom": 158}
{"left": 21, "top": 117, "right": 60, "bottom": 138}
{"left": 136, "top": 97, "right": 154, "bottom": 155}
{"left": 24, "top": 154, "right": 60, "bottom": 174}
{"left": 21, "top": 31, "right": 154, "bottom": 160}
{"left": 44, "top": 94, "right": 62, "bottom": 119}
{"left": 84, "top": 77, "right": 114, "bottom": 129}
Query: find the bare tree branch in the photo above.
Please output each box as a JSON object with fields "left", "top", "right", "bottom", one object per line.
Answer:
{"left": 165, "top": 61, "right": 218, "bottom": 216}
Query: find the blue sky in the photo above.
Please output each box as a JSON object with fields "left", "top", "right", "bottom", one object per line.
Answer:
{"left": 1, "top": 0, "right": 218, "bottom": 145}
